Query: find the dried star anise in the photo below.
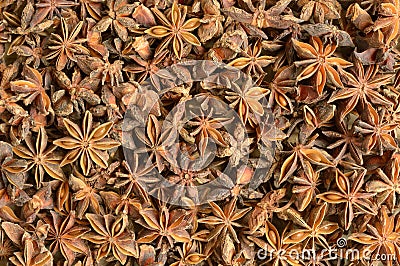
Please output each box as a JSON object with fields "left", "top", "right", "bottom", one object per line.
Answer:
{"left": 13, "top": 127, "right": 64, "bottom": 188}
{"left": 45, "top": 18, "right": 89, "bottom": 71}
{"left": 198, "top": 197, "right": 250, "bottom": 243}
{"left": 293, "top": 36, "right": 352, "bottom": 96}
{"left": 84, "top": 213, "right": 138, "bottom": 263}
{"left": 10, "top": 65, "right": 53, "bottom": 115}
{"left": 1, "top": 0, "right": 400, "bottom": 265}
{"left": 137, "top": 204, "right": 191, "bottom": 248}
{"left": 42, "top": 211, "right": 89, "bottom": 265}
{"left": 318, "top": 168, "right": 377, "bottom": 230}
{"left": 53, "top": 110, "right": 120, "bottom": 176}
{"left": 145, "top": 2, "right": 201, "bottom": 60}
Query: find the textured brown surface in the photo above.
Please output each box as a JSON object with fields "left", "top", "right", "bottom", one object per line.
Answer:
{"left": 0, "top": 0, "right": 400, "bottom": 265}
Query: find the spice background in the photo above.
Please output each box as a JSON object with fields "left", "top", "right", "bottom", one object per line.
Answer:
{"left": 0, "top": 0, "right": 400, "bottom": 265}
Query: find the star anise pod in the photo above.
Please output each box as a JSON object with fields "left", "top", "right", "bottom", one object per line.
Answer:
{"left": 328, "top": 57, "right": 393, "bottom": 121}
{"left": 110, "top": 158, "right": 155, "bottom": 203}
{"left": 198, "top": 197, "right": 250, "bottom": 243}
{"left": 249, "top": 188, "right": 292, "bottom": 233}
{"left": 11, "top": 234, "right": 53, "bottom": 266}
{"left": 4, "top": 2, "right": 53, "bottom": 56}
{"left": 167, "top": 154, "right": 212, "bottom": 200}
{"left": 188, "top": 108, "right": 232, "bottom": 157}
{"left": 43, "top": 211, "right": 89, "bottom": 265}
{"left": 297, "top": 0, "right": 340, "bottom": 23}
{"left": 317, "top": 168, "right": 378, "bottom": 230}
{"left": 131, "top": 5, "right": 157, "bottom": 28}
{"left": 12, "top": 127, "right": 63, "bottom": 188}
{"left": 78, "top": 0, "right": 103, "bottom": 20}
{"left": 0, "top": 227, "right": 16, "bottom": 260}
{"left": 283, "top": 203, "right": 338, "bottom": 249}
{"left": 170, "top": 241, "right": 207, "bottom": 266}
{"left": 322, "top": 117, "right": 364, "bottom": 165}
{"left": 100, "top": 190, "right": 142, "bottom": 216}
{"left": 145, "top": 2, "right": 201, "bottom": 59}
{"left": 197, "top": 0, "right": 224, "bottom": 43}
{"left": 134, "top": 114, "right": 177, "bottom": 172}
{"left": 53, "top": 110, "right": 120, "bottom": 176}
{"left": 292, "top": 36, "right": 352, "bottom": 96}
{"left": 94, "top": 0, "right": 138, "bottom": 42}
{"left": 68, "top": 170, "right": 103, "bottom": 219}
{"left": 292, "top": 161, "right": 320, "bottom": 211}
{"left": 373, "top": 0, "right": 400, "bottom": 45}
{"left": 0, "top": 141, "right": 27, "bottom": 189}
{"left": 225, "top": 78, "right": 269, "bottom": 125}
{"left": 356, "top": 104, "right": 398, "bottom": 155}
{"left": 137, "top": 245, "right": 165, "bottom": 266}
{"left": 224, "top": 0, "right": 295, "bottom": 29}
{"left": 300, "top": 103, "right": 336, "bottom": 140}
{"left": 31, "top": 0, "right": 78, "bottom": 27}
{"left": 248, "top": 221, "right": 302, "bottom": 266}
{"left": 22, "top": 184, "right": 54, "bottom": 223}
{"left": 53, "top": 68, "right": 101, "bottom": 116}
{"left": 137, "top": 204, "right": 191, "bottom": 247}
{"left": 366, "top": 157, "right": 400, "bottom": 211}
{"left": 278, "top": 134, "right": 334, "bottom": 185}
{"left": 228, "top": 40, "right": 275, "bottom": 77}
{"left": 84, "top": 213, "right": 138, "bottom": 264}
{"left": 124, "top": 50, "right": 168, "bottom": 91}
{"left": 222, "top": 126, "right": 253, "bottom": 167}
{"left": 266, "top": 65, "right": 296, "bottom": 113}
{"left": 11, "top": 33, "right": 43, "bottom": 69}
{"left": 10, "top": 65, "right": 53, "bottom": 115}
{"left": 349, "top": 206, "right": 400, "bottom": 265}
{"left": 45, "top": 18, "right": 89, "bottom": 71}
{"left": 77, "top": 55, "right": 124, "bottom": 86}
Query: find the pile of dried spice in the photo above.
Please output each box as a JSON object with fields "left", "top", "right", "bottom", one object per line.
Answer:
{"left": 1, "top": 0, "right": 400, "bottom": 265}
